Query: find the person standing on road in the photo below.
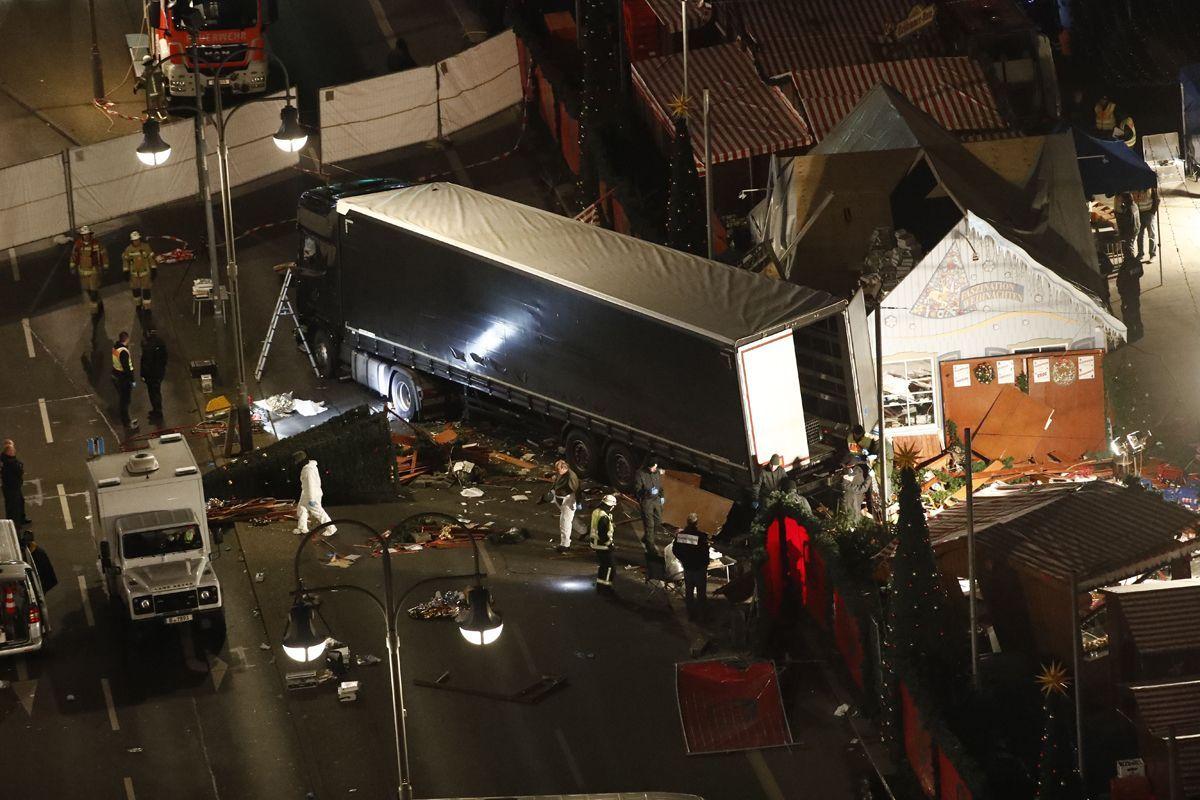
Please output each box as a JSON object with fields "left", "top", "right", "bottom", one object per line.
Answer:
{"left": 1, "top": 440, "right": 31, "bottom": 525}
{"left": 1133, "top": 186, "right": 1160, "bottom": 261}
{"left": 589, "top": 494, "right": 618, "bottom": 589}
{"left": 295, "top": 456, "right": 337, "bottom": 537}
{"left": 552, "top": 459, "right": 580, "bottom": 553}
{"left": 1117, "top": 257, "right": 1144, "bottom": 343}
{"left": 673, "top": 513, "right": 710, "bottom": 621}
{"left": 140, "top": 328, "right": 168, "bottom": 424}
{"left": 634, "top": 459, "right": 666, "bottom": 556}
{"left": 111, "top": 331, "right": 139, "bottom": 431}
{"left": 69, "top": 225, "right": 108, "bottom": 318}
{"left": 1115, "top": 193, "right": 1141, "bottom": 267}
{"left": 20, "top": 532, "right": 57, "bottom": 593}
{"left": 122, "top": 231, "right": 158, "bottom": 315}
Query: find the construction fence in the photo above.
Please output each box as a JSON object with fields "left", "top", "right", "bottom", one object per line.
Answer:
{"left": 0, "top": 31, "right": 522, "bottom": 253}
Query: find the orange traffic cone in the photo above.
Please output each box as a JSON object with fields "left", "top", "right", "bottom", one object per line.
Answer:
{"left": 2, "top": 585, "right": 15, "bottom": 617}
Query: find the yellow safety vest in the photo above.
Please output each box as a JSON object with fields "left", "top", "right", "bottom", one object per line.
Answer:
{"left": 112, "top": 344, "right": 131, "bottom": 374}
{"left": 1094, "top": 100, "right": 1116, "bottom": 131}
{"left": 123, "top": 242, "right": 156, "bottom": 276}
{"left": 1117, "top": 117, "right": 1137, "bottom": 148}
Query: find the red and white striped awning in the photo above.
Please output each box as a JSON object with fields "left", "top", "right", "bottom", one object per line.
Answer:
{"left": 631, "top": 43, "right": 813, "bottom": 166}
{"left": 643, "top": 0, "right": 712, "bottom": 35}
{"left": 721, "top": 0, "right": 945, "bottom": 78}
{"left": 794, "top": 57, "right": 1008, "bottom": 140}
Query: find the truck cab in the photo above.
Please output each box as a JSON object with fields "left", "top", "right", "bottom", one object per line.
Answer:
{"left": 144, "top": 0, "right": 278, "bottom": 96}
{"left": 87, "top": 435, "right": 224, "bottom": 641}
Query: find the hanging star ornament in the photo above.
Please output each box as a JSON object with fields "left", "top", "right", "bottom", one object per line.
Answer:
{"left": 668, "top": 93, "right": 693, "bottom": 118}
{"left": 1036, "top": 662, "right": 1071, "bottom": 697}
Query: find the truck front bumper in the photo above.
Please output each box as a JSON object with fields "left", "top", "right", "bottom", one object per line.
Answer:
{"left": 165, "top": 62, "right": 267, "bottom": 96}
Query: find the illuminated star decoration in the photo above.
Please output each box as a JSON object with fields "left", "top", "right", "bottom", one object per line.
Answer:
{"left": 668, "top": 93, "right": 692, "bottom": 119}
{"left": 892, "top": 440, "right": 922, "bottom": 471}
{"left": 1035, "top": 662, "right": 1071, "bottom": 697}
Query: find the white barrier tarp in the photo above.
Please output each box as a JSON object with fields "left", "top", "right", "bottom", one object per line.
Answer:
{"left": 0, "top": 154, "right": 69, "bottom": 251}
{"left": 320, "top": 66, "right": 438, "bottom": 164}
{"left": 70, "top": 118, "right": 199, "bottom": 227}
{"left": 219, "top": 92, "right": 304, "bottom": 188}
{"left": 437, "top": 30, "right": 522, "bottom": 136}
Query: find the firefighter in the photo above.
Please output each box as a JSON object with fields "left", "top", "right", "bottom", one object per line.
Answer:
{"left": 589, "top": 494, "right": 617, "bottom": 589}
{"left": 122, "top": 231, "right": 158, "bottom": 314}
{"left": 70, "top": 225, "right": 108, "bottom": 317}
{"left": 633, "top": 459, "right": 665, "bottom": 557}
{"left": 1094, "top": 94, "right": 1116, "bottom": 137}
{"left": 111, "top": 331, "right": 139, "bottom": 430}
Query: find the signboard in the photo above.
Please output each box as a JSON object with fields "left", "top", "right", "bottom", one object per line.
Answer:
{"left": 997, "top": 359, "right": 1015, "bottom": 384}
{"left": 1078, "top": 354, "right": 1095, "bottom": 380}
{"left": 953, "top": 363, "right": 971, "bottom": 387}
{"left": 882, "top": 3, "right": 937, "bottom": 43}
{"left": 1032, "top": 358, "right": 1050, "bottom": 384}
{"left": 1116, "top": 758, "right": 1145, "bottom": 777}
{"left": 910, "top": 243, "right": 1023, "bottom": 319}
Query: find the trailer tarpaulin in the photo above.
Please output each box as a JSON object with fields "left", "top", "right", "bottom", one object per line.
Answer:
{"left": 0, "top": 154, "right": 69, "bottom": 251}
{"left": 675, "top": 659, "right": 793, "bottom": 754}
{"left": 339, "top": 182, "right": 844, "bottom": 345}
{"left": 1071, "top": 126, "right": 1156, "bottom": 197}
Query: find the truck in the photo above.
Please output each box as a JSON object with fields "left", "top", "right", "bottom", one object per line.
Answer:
{"left": 132, "top": 0, "right": 278, "bottom": 96}
{"left": 87, "top": 434, "right": 225, "bottom": 642}
{"left": 293, "top": 180, "right": 860, "bottom": 494}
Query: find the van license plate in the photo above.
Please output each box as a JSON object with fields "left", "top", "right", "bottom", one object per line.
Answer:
{"left": 165, "top": 614, "right": 193, "bottom": 624}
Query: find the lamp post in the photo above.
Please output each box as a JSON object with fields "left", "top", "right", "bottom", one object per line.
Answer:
{"left": 135, "top": 49, "right": 307, "bottom": 453}
{"left": 283, "top": 517, "right": 502, "bottom": 800}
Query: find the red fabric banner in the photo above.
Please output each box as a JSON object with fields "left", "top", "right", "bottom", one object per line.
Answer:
{"left": 939, "top": 746, "right": 972, "bottom": 800}
{"left": 834, "top": 591, "right": 864, "bottom": 688}
{"left": 901, "top": 681, "right": 937, "bottom": 797}
{"left": 676, "top": 660, "right": 793, "bottom": 754}
{"left": 763, "top": 516, "right": 809, "bottom": 617}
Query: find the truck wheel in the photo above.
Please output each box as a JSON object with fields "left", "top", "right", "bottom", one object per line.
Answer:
{"left": 564, "top": 428, "right": 599, "bottom": 478}
{"left": 389, "top": 369, "right": 420, "bottom": 420}
{"left": 312, "top": 328, "right": 337, "bottom": 379}
{"left": 604, "top": 442, "right": 639, "bottom": 493}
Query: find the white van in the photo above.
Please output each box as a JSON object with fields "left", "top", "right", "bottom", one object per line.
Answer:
{"left": 0, "top": 519, "right": 50, "bottom": 656}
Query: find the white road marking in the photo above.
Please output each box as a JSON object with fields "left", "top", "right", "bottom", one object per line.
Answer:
{"left": 37, "top": 398, "right": 52, "bottom": 443}
{"left": 8, "top": 248, "right": 18, "bottom": 281}
{"left": 77, "top": 575, "right": 95, "bottom": 627}
{"left": 21, "top": 318, "right": 34, "bottom": 357}
{"left": 100, "top": 677, "right": 120, "bottom": 730}
{"left": 746, "top": 749, "right": 786, "bottom": 800}
{"left": 12, "top": 679, "right": 37, "bottom": 716}
{"left": 477, "top": 540, "right": 497, "bottom": 577}
{"left": 57, "top": 483, "right": 72, "bottom": 530}
{"left": 554, "top": 728, "right": 585, "bottom": 790}
{"left": 123, "top": 777, "right": 136, "bottom": 800}
{"left": 15, "top": 655, "right": 28, "bottom": 682}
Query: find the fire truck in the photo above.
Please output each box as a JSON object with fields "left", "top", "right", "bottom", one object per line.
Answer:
{"left": 132, "top": 0, "right": 278, "bottom": 96}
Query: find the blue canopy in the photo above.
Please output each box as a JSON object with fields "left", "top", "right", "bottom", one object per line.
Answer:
{"left": 1071, "top": 127, "right": 1157, "bottom": 197}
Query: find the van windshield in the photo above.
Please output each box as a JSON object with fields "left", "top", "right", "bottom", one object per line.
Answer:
{"left": 172, "top": 0, "right": 258, "bottom": 30}
{"left": 122, "top": 524, "right": 203, "bottom": 559}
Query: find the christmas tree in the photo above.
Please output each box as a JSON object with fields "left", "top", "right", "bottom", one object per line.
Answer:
{"left": 576, "top": 0, "right": 617, "bottom": 207}
{"left": 665, "top": 111, "right": 707, "bottom": 255}
{"left": 1034, "top": 663, "right": 1083, "bottom": 800}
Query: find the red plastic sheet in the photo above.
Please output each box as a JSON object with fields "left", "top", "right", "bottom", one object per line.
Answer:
{"left": 901, "top": 681, "right": 937, "bottom": 797}
{"left": 833, "top": 591, "right": 864, "bottom": 689}
{"left": 676, "top": 660, "right": 793, "bottom": 754}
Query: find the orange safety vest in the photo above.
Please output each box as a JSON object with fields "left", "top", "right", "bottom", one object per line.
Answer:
{"left": 1094, "top": 100, "right": 1116, "bottom": 132}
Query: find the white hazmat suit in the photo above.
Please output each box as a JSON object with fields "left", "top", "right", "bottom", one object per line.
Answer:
{"left": 295, "top": 459, "right": 337, "bottom": 536}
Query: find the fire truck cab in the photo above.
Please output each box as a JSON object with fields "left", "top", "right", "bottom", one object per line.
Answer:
{"left": 144, "top": 0, "right": 278, "bottom": 96}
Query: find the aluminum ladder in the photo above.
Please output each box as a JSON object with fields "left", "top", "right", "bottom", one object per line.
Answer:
{"left": 254, "top": 265, "right": 319, "bottom": 380}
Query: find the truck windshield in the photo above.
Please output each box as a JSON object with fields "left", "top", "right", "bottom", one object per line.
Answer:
{"left": 172, "top": 0, "right": 258, "bottom": 30}
{"left": 122, "top": 524, "right": 203, "bottom": 559}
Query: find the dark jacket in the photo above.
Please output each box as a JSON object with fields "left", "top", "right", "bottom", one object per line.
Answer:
{"left": 27, "top": 545, "right": 57, "bottom": 593}
{"left": 140, "top": 334, "right": 168, "bottom": 381}
{"left": 1, "top": 452, "right": 23, "bottom": 491}
{"left": 634, "top": 469, "right": 665, "bottom": 505}
{"left": 755, "top": 465, "right": 786, "bottom": 501}
{"left": 673, "top": 523, "right": 709, "bottom": 571}
{"left": 552, "top": 468, "right": 580, "bottom": 499}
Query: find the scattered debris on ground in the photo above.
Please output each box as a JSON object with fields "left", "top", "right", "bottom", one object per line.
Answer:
{"left": 407, "top": 590, "right": 466, "bottom": 620}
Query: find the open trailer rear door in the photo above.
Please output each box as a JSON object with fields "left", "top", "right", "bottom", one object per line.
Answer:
{"left": 736, "top": 329, "right": 810, "bottom": 468}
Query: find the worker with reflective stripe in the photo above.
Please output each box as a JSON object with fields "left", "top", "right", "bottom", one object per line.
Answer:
{"left": 589, "top": 494, "right": 618, "bottom": 589}
{"left": 70, "top": 225, "right": 108, "bottom": 317}
{"left": 111, "top": 331, "right": 139, "bottom": 430}
{"left": 1113, "top": 115, "right": 1137, "bottom": 150}
{"left": 122, "top": 230, "right": 158, "bottom": 313}
{"left": 1094, "top": 95, "right": 1116, "bottom": 136}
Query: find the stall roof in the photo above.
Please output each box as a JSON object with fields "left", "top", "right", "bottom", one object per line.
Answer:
{"left": 722, "top": 0, "right": 944, "bottom": 79}
{"left": 631, "top": 43, "right": 814, "bottom": 166}
{"left": 642, "top": 0, "right": 711, "bottom": 34}
{"left": 1130, "top": 679, "right": 1200, "bottom": 795}
{"left": 1103, "top": 579, "right": 1200, "bottom": 655}
{"left": 338, "top": 183, "right": 844, "bottom": 346}
{"left": 793, "top": 56, "right": 1008, "bottom": 141}
{"left": 1071, "top": 127, "right": 1158, "bottom": 197}
{"left": 924, "top": 481, "right": 1200, "bottom": 589}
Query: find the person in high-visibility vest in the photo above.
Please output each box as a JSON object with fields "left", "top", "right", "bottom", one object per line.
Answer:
{"left": 69, "top": 225, "right": 108, "bottom": 317}
{"left": 111, "top": 331, "right": 139, "bottom": 431}
{"left": 589, "top": 494, "right": 618, "bottom": 589}
{"left": 122, "top": 230, "right": 158, "bottom": 314}
{"left": 1133, "top": 187, "right": 1160, "bottom": 260}
{"left": 1114, "top": 115, "right": 1137, "bottom": 150}
{"left": 1094, "top": 95, "right": 1117, "bottom": 136}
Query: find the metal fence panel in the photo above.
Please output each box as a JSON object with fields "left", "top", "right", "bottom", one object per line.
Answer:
{"left": 0, "top": 154, "right": 70, "bottom": 251}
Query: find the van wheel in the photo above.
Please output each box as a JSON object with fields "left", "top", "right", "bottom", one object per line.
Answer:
{"left": 312, "top": 328, "right": 337, "bottom": 379}
{"left": 563, "top": 428, "right": 599, "bottom": 478}
{"left": 389, "top": 369, "right": 420, "bottom": 421}
{"left": 604, "top": 442, "right": 639, "bottom": 494}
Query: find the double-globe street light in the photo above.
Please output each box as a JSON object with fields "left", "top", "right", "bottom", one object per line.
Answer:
{"left": 135, "top": 40, "right": 306, "bottom": 453}
{"left": 282, "top": 517, "right": 504, "bottom": 800}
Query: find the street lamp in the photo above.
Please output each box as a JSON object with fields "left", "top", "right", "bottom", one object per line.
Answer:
{"left": 136, "top": 119, "right": 172, "bottom": 165}
{"left": 273, "top": 105, "right": 308, "bottom": 152}
{"left": 284, "top": 516, "right": 504, "bottom": 800}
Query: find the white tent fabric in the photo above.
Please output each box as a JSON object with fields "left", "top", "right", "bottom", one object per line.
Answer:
{"left": 0, "top": 155, "right": 69, "bottom": 251}
{"left": 437, "top": 30, "right": 523, "bottom": 135}
{"left": 319, "top": 65, "right": 439, "bottom": 164}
